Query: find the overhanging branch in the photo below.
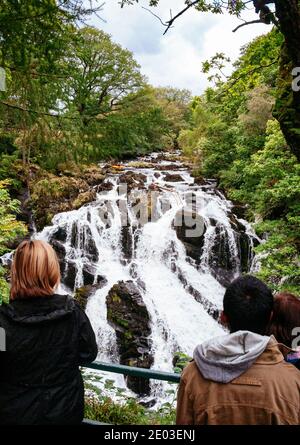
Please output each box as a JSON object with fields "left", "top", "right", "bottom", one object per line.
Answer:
{"left": 233, "top": 19, "right": 265, "bottom": 32}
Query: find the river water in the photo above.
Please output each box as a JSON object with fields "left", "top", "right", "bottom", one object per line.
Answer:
{"left": 35, "top": 152, "right": 260, "bottom": 401}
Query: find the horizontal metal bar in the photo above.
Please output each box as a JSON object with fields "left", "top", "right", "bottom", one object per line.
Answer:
{"left": 85, "top": 361, "right": 181, "bottom": 384}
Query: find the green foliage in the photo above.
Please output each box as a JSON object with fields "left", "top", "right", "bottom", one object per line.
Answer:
{"left": 180, "top": 30, "right": 300, "bottom": 295}
{"left": 1, "top": 12, "right": 191, "bottom": 169}
{"left": 0, "top": 180, "right": 27, "bottom": 256}
{"left": 0, "top": 180, "right": 27, "bottom": 304}
{"left": 0, "top": 266, "right": 9, "bottom": 305}
{"left": 173, "top": 352, "right": 191, "bottom": 374}
{"left": 84, "top": 377, "right": 176, "bottom": 425}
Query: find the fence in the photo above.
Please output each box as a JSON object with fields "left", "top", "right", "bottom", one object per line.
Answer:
{"left": 83, "top": 361, "right": 181, "bottom": 425}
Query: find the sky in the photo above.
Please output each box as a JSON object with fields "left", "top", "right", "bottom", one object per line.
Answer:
{"left": 88, "top": 0, "right": 271, "bottom": 95}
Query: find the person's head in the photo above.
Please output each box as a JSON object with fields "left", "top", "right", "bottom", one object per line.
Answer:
{"left": 10, "top": 240, "right": 60, "bottom": 300}
{"left": 267, "top": 292, "right": 300, "bottom": 348}
{"left": 222, "top": 275, "right": 273, "bottom": 335}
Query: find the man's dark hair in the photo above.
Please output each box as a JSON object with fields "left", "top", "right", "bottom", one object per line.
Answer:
{"left": 223, "top": 275, "right": 274, "bottom": 335}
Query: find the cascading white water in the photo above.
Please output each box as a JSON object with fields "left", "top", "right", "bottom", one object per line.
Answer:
{"left": 35, "top": 152, "right": 259, "bottom": 401}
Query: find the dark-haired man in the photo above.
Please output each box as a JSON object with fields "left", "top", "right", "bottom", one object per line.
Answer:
{"left": 176, "top": 275, "right": 300, "bottom": 425}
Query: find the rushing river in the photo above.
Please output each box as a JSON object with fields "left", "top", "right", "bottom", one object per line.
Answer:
{"left": 34, "top": 152, "right": 260, "bottom": 402}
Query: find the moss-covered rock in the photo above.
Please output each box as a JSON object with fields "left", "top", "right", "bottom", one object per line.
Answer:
{"left": 74, "top": 281, "right": 107, "bottom": 310}
{"left": 27, "top": 164, "right": 106, "bottom": 230}
{"left": 125, "top": 161, "right": 155, "bottom": 169}
{"left": 72, "top": 190, "right": 97, "bottom": 210}
{"left": 106, "top": 280, "right": 153, "bottom": 395}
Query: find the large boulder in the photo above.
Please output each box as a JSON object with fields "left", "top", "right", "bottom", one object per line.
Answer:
{"left": 106, "top": 280, "right": 153, "bottom": 395}
{"left": 173, "top": 208, "right": 206, "bottom": 262}
{"left": 207, "top": 225, "right": 239, "bottom": 287}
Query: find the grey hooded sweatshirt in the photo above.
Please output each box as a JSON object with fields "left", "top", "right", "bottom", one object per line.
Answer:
{"left": 193, "top": 330, "right": 271, "bottom": 383}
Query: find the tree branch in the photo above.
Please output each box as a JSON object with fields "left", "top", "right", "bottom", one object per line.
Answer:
{"left": 216, "top": 58, "right": 279, "bottom": 97}
{"left": 0, "top": 99, "right": 113, "bottom": 123}
{"left": 233, "top": 19, "right": 265, "bottom": 32}
{"left": 0, "top": 100, "right": 78, "bottom": 120}
{"left": 163, "top": 0, "right": 200, "bottom": 35}
{"left": 141, "top": 6, "right": 167, "bottom": 26}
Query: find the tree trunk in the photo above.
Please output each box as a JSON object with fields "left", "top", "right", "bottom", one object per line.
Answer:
{"left": 273, "top": 0, "right": 300, "bottom": 161}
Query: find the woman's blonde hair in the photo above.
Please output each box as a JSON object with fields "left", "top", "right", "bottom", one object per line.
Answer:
{"left": 10, "top": 240, "right": 61, "bottom": 300}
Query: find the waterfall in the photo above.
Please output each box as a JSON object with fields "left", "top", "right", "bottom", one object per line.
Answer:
{"left": 33, "top": 152, "right": 259, "bottom": 401}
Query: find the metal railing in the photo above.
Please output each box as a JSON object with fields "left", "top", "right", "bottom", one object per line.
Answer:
{"left": 86, "top": 361, "right": 181, "bottom": 384}
{"left": 83, "top": 361, "right": 181, "bottom": 425}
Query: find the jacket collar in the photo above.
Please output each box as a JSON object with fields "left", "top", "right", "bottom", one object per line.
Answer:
{"left": 255, "top": 336, "right": 289, "bottom": 365}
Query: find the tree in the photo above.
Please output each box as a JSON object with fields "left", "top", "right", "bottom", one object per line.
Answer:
{"left": 121, "top": 1, "right": 300, "bottom": 161}
{"left": 178, "top": 29, "right": 300, "bottom": 293}
{"left": 63, "top": 27, "right": 144, "bottom": 126}
{"left": 152, "top": 87, "right": 192, "bottom": 147}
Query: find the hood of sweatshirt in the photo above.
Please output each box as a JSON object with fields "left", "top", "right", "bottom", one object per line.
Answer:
{"left": 0, "top": 294, "right": 75, "bottom": 324}
{"left": 193, "top": 330, "right": 272, "bottom": 383}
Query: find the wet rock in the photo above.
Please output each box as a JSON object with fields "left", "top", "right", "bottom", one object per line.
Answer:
{"left": 63, "top": 260, "right": 77, "bottom": 289}
{"left": 208, "top": 226, "right": 238, "bottom": 287}
{"left": 231, "top": 203, "right": 247, "bottom": 220}
{"left": 97, "top": 201, "right": 114, "bottom": 228}
{"left": 50, "top": 239, "right": 66, "bottom": 274}
{"left": 229, "top": 215, "right": 258, "bottom": 273}
{"left": 96, "top": 181, "right": 114, "bottom": 193}
{"left": 74, "top": 280, "right": 107, "bottom": 310}
{"left": 118, "top": 171, "right": 147, "bottom": 191}
{"left": 121, "top": 224, "right": 134, "bottom": 260}
{"left": 163, "top": 173, "right": 184, "bottom": 182}
{"left": 106, "top": 280, "right": 153, "bottom": 395}
{"left": 51, "top": 226, "right": 67, "bottom": 243}
{"left": 154, "top": 172, "right": 160, "bottom": 179}
{"left": 139, "top": 399, "right": 156, "bottom": 408}
{"left": 155, "top": 164, "right": 182, "bottom": 171}
{"left": 173, "top": 208, "right": 206, "bottom": 262}
{"left": 83, "top": 226, "right": 99, "bottom": 263}
{"left": 129, "top": 262, "right": 138, "bottom": 279}
{"left": 63, "top": 261, "right": 105, "bottom": 289}
{"left": 82, "top": 263, "right": 104, "bottom": 286}
{"left": 70, "top": 222, "right": 78, "bottom": 248}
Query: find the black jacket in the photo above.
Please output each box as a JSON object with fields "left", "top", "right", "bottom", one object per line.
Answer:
{"left": 0, "top": 294, "right": 98, "bottom": 425}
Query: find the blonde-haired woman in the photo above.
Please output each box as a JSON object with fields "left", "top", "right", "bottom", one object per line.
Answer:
{"left": 0, "top": 240, "right": 98, "bottom": 425}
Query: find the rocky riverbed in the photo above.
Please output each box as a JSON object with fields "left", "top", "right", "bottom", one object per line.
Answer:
{"left": 1, "top": 151, "right": 261, "bottom": 402}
